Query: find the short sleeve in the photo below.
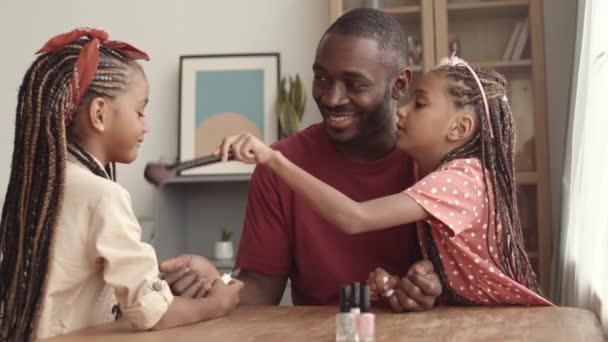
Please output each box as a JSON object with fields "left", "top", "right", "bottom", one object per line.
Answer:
{"left": 235, "top": 164, "right": 292, "bottom": 275}
{"left": 89, "top": 185, "right": 173, "bottom": 330}
{"left": 404, "top": 159, "right": 485, "bottom": 236}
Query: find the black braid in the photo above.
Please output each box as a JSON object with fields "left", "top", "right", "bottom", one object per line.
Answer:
{"left": 0, "top": 39, "right": 137, "bottom": 341}
{"left": 67, "top": 143, "right": 109, "bottom": 179}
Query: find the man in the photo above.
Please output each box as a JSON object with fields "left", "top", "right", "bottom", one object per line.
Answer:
{"left": 161, "top": 8, "right": 441, "bottom": 312}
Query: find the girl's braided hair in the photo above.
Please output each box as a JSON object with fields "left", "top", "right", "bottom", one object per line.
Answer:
{"left": 423, "top": 65, "right": 542, "bottom": 305}
{"left": 0, "top": 39, "right": 137, "bottom": 341}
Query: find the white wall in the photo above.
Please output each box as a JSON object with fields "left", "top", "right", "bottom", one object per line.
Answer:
{"left": 0, "top": 0, "right": 327, "bottom": 218}
{"left": 0, "top": 0, "right": 578, "bottom": 229}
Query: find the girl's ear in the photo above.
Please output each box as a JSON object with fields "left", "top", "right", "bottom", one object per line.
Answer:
{"left": 446, "top": 110, "right": 476, "bottom": 142}
{"left": 86, "top": 97, "right": 108, "bottom": 133}
{"left": 392, "top": 68, "right": 412, "bottom": 100}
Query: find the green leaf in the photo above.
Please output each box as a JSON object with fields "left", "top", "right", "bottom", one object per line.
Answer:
{"left": 220, "top": 226, "right": 233, "bottom": 241}
{"left": 293, "top": 75, "right": 306, "bottom": 120}
{"left": 275, "top": 73, "right": 307, "bottom": 137}
{"left": 279, "top": 102, "right": 300, "bottom": 137}
{"left": 292, "top": 77, "right": 301, "bottom": 109}
{"left": 276, "top": 95, "right": 286, "bottom": 119}
{"left": 288, "top": 77, "right": 296, "bottom": 107}
{"left": 278, "top": 77, "right": 287, "bottom": 102}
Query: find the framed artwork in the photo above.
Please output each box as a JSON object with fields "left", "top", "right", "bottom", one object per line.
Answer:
{"left": 178, "top": 53, "right": 280, "bottom": 176}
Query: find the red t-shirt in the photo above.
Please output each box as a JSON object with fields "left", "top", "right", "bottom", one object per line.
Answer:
{"left": 235, "top": 123, "right": 419, "bottom": 305}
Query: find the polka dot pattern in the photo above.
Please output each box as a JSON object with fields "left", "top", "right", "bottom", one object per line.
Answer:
{"left": 405, "top": 158, "right": 552, "bottom": 306}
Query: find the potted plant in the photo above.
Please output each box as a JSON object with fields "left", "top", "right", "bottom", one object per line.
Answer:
{"left": 214, "top": 226, "right": 234, "bottom": 260}
{"left": 276, "top": 74, "right": 306, "bottom": 138}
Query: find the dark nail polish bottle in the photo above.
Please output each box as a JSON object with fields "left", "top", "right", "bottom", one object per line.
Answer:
{"left": 350, "top": 282, "right": 361, "bottom": 314}
{"left": 336, "top": 285, "right": 358, "bottom": 342}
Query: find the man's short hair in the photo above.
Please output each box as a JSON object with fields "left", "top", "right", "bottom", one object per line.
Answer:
{"left": 325, "top": 8, "right": 408, "bottom": 70}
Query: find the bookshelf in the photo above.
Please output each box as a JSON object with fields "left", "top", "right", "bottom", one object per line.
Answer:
{"left": 446, "top": 0, "right": 529, "bottom": 19}
{"left": 328, "top": 0, "right": 552, "bottom": 295}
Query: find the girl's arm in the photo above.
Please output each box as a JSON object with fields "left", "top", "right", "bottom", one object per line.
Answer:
{"left": 217, "top": 133, "right": 428, "bottom": 234}
{"left": 91, "top": 184, "right": 243, "bottom": 331}
{"left": 153, "top": 280, "right": 243, "bottom": 329}
{"left": 268, "top": 151, "right": 428, "bottom": 233}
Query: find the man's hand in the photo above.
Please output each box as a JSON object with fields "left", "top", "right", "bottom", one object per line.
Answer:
{"left": 205, "top": 278, "right": 245, "bottom": 317}
{"left": 369, "top": 260, "right": 442, "bottom": 312}
{"left": 159, "top": 254, "right": 221, "bottom": 298}
{"left": 389, "top": 259, "right": 442, "bottom": 312}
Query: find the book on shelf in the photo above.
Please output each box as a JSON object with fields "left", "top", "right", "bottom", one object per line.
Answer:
{"left": 511, "top": 17, "right": 529, "bottom": 60}
{"left": 502, "top": 21, "right": 523, "bottom": 60}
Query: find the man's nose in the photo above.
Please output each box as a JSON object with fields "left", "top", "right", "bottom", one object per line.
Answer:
{"left": 322, "top": 83, "right": 348, "bottom": 108}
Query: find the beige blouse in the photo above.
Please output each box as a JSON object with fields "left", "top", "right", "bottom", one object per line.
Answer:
{"left": 35, "top": 157, "right": 173, "bottom": 339}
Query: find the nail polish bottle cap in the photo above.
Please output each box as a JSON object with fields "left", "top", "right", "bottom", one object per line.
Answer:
{"left": 351, "top": 282, "right": 361, "bottom": 309}
{"left": 339, "top": 285, "right": 351, "bottom": 313}
{"left": 361, "top": 285, "right": 371, "bottom": 313}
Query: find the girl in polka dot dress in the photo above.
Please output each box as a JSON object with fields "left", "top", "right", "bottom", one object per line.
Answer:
{"left": 217, "top": 54, "right": 552, "bottom": 306}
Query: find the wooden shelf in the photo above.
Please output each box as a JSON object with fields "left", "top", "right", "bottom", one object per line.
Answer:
{"left": 211, "top": 259, "right": 235, "bottom": 269}
{"left": 517, "top": 171, "right": 537, "bottom": 185}
{"left": 448, "top": 0, "right": 529, "bottom": 20}
{"left": 472, "top": 59, "right": 532, "bottom": 69}
{"left": 384, "top": 5, "right": 421, "bottom": 14}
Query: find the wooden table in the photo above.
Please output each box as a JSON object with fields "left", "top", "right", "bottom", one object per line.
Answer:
{"left": 44, "top": 306, "right": 605, "bottom": 341}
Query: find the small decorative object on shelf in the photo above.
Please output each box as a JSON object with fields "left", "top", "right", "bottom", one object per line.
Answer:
{"left": 277, "top": 74, "right": 306, "bottom": 138}
{"left": 406, "top": 35, "right": 423, "bottom": 65}
{"left": 448, "top": 33, "right": 461, "bottom": 57}
{"left": 214, "top": 226, "right": 234, "bottom": 260}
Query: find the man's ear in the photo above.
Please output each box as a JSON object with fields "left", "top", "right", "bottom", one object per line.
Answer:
{"left": 446, "top": 111, "right": 476, "bottom": 142}
{"left": 392, "top": 68, "right": 412, "bottom": 100}
{"left": 86, "top": 97, "right": 108, "bottom": 133}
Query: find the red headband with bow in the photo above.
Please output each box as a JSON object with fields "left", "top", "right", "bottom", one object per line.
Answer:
{"left": 36, "top": 28, "right": 149, "bottom": 122}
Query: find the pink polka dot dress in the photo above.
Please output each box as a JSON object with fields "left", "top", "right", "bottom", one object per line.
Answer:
{"left": 404, "top": 158, "right": 552, "bottom": 306}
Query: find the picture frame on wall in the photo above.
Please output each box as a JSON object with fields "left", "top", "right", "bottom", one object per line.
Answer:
{"left": 178, "top": 53, "right": 280, "bottom": 176}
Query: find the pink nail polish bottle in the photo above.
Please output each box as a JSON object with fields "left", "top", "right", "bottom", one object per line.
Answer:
{"left": 356, "top": 285, "right": 375, "bottom": 342}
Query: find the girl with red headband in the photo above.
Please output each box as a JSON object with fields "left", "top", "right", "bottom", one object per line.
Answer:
{"left": 0, "top": 28, "right": 243, "bottom": 341}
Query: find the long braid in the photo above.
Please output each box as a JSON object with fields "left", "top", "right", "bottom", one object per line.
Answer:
{"left": 0, "top": 40, "right": 133, "bottom": 341}
{"left": 431, "top": 65, "right": 542, "bottom": 300}
{"left": 0, "top": 51, "right": 69, "bottom": 340}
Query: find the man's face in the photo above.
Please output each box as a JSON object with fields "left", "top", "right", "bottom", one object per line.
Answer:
{"left": 312, "top": 33, "right": 397, "bottom": 144}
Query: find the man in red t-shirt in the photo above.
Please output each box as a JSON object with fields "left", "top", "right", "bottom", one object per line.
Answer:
{"left": 234, "top": 122, "right": 426, "bottom": 306}
{"left": 161, "top": 8, "right": 442, "bottom": 311}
